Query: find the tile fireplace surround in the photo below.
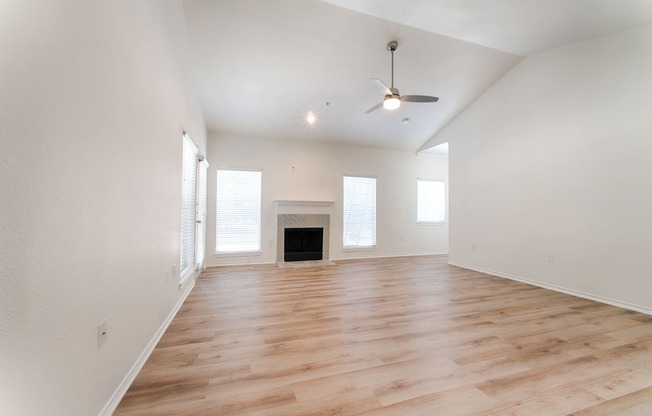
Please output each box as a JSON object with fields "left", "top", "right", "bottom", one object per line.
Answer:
{"left": 275, "top": 201, "right": 333, "bottom": 263}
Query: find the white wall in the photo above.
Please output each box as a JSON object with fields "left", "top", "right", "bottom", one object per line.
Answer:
{"left": 206, "top": 133, "right": 448, "bottom": 266}
{"left": 0, "top": 1, "right": 206, "bottom": 415}
{"left": 440, "top": 25, "right": 652, "bottom": 312}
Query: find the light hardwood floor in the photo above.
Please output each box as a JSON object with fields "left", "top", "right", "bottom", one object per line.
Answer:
{"left": 114, "top": 256, "right": 652, "bottom": 415}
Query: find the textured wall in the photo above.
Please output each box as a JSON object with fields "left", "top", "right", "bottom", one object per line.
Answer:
{"left": 0, "top": 1, "right": 206, "bottom": 414}
{"left": 439, "top": 25, "right": 652, "bottom": 312}
{"left": 206, "top": 134, "right": 449, "bottom": 266}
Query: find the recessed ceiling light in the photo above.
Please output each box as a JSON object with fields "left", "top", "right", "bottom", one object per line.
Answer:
{"left": 306, "top": 111, "right": 316, "bottom": 125}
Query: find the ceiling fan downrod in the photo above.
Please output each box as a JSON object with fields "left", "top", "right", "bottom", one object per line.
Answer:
{"left": 387, "top": 40, "right": 398, "bottom": 89}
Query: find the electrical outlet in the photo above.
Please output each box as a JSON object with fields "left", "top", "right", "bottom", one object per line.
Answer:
{"left": 454, "top": 205, "right": 460, "bottom": 211}
{"left": 471, "top": 243, "right": 477, "bottom": 251}
{"left": 165, "top": 269, "right": 170, "bottom": 282}
{"left": 98, "top": 320, "right": 107, "bottom": 348}
{"left": 400, "top": 235, "right": 404, "bottom": 242}
{"left": 547, "top": 253, "right": 554, "bottom": 262}
{"left": 172, "top": 263, "right": 177, "bottom": 279}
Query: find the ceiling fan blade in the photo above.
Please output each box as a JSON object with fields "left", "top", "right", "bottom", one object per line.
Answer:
{"left": 364, "top": 102, "right": 384, "bottom": 114}
{"left": 401, "top": 95, "right": 439, "bottom": 103}
{"left": 371, "top": 78, "right": 391, "bottom": 95}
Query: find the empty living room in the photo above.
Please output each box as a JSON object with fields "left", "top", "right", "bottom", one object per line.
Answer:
{"left": 2, "top": 1, "right": 652, "bottom": 415}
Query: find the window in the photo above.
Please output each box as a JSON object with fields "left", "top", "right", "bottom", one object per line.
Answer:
{"left": 180, "top": 135, "right": 198, "bottom": 278}
{"left": 216, "top": 169, "right": 262, "bottom": 253}
{"left": 417, "top": 179, "right": 446, "bottom": 224}
{"left": 343, "top": 175, "right": 376, "bottom": 248}
{"left": 196, "top": 159, "right": 208, "bottom": 268}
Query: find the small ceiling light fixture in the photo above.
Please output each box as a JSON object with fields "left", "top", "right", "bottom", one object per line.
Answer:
{"left": 383, "top": 96, "right": 401, "bottom": 110}
{"left": 401, "top": 117, "right": 410, "bottom": 124}
{"left": 306, "top": 111, "right": 317, "bottom": 125}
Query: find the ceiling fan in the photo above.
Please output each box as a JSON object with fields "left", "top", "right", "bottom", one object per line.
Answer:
{"left": 365, "top": 40, "right": 439, "bottom": 114}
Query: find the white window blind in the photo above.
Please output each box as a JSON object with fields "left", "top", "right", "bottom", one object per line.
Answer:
{"left": 216, "top": 169, "right": 262, "bottom": 253}
{"left": 343, "top": 175, "right": 376, "bottom": 248}
{"left": 417, "top": 179, "right": 446, "bottom": 223}
{"left": 180, "top": 135, "right": 198, "bottom": 277}
{"left": 196, "top": 160, "right": 208, "bottom": 268}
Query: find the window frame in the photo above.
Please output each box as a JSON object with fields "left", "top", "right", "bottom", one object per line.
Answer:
{"left": 195, "top": 159, "right": 209, "bottom": 269}
{"left": 180, "top": 134, "right": 198, "bottom": 282}
{"left": 416, "top": 178, "right": 447, "bottom": 225}
{"left": 215, "top": 167, "right": 263, "bottom": 256}
{"left": 342, "top": 174, "right": 377, "bottom": 250}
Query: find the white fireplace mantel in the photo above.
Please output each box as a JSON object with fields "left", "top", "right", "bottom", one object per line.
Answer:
{"left": 275, "top": 200, "right": 334, "bottom": 215}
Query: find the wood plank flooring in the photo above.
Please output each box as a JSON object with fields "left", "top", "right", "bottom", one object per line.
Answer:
{"left": 114, "top": 256, "right": 652, "bottom": 415}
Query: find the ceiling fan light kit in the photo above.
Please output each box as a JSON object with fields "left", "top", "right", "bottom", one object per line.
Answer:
{"left": 365, "top": 40, "right": 439, "bottom": 114}
{"left": 383, "top": 96, "right": 401, "bottom": 110}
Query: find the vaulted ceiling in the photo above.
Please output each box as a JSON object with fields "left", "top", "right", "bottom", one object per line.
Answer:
{"left": 183, "top": 0, "right": 652, "bottom": 152}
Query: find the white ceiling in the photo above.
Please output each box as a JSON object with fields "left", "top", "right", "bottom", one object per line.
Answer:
{"left": 183, "top": 0, "right": 652, "bottom": 152}
{"left": 320, "top": 0, "right": 652, "bottom": 56}
{"left": 422, "top": 142, "right": 448, "bottom": 155}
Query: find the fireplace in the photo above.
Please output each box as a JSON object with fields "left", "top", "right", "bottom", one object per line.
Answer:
{"left": 284, "top": 228, "right": 323, "bottom": 262}
{"left": 275, "top": 201, "right": 333, "bottom": 264}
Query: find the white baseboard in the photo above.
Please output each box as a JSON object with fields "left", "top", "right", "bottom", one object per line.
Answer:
{"left": 98, "top": 278, "right": 197, "bottom": 416}
{"left": 179, "top": 268, "right": 199, "bottom": 291}
{"left": 205, "top": 260, "right": 276, "bottom": 268}
{"left": 448, "top": 261, "right": 652, "bottom": 316}
{"left": 204, "top": 253, "right": 449, "bottom": 268}
{"left": 332, "top": 252, "right": 448, "bottom": 262}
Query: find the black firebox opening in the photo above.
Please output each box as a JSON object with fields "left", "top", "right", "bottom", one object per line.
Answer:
{"left": 284, "top": 227, "right": 323, "bottom": 262}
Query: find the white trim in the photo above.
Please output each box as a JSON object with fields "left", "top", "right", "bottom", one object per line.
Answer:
{"left": 180, "top": 134, "right": 199, "bottom": 278}
{"left": 275, "top": 200, "right": 334, "bottom": 207}
{"left": 205, "top": 260, "right": 276, "bottom": 268}
{"left": 217, "top": 166, "right": 262, "bottom": 172}
{"left": 98, "top": 278, "right": 196, "bottom": 416}
{"left": 333, "top": 252, "right": 448, "bottom": 261}
{"left": 214, "top": 251, "right": 262, "bottom": 257}
{"left": 448, "top": 261, "right": 652, "bottom": 316}
{"left": 179, "top": 268, "right": 199, "bottom": 291}
{"left": 343, "top": 173, "right": 377, "bottom": 179}
{"left": 342, "top": 246, "right": 377, "bottom": 252}
{"left": 182, "top": 132, "right": 198, "bottom": 152}
{"left": 276, "top": 202, "right": 334, "bottom": 215}
{"left": 204, "top": 253, "right": 449, "bottom": 267}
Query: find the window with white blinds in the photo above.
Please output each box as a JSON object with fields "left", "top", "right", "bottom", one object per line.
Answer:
{"left": 216, "top": 169, "right": 262, "bottom": 253}
{"left": 417, "top": 179, "right": 446, "bottom": 224}
{"left": 343, "top": 175, "right": 376, "bottom": 248}
{"left": 180, "top": 135, "right": 198, "bottom": 277}
{"left": 196, "top": 160, "right": 208, "bottom": 268}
